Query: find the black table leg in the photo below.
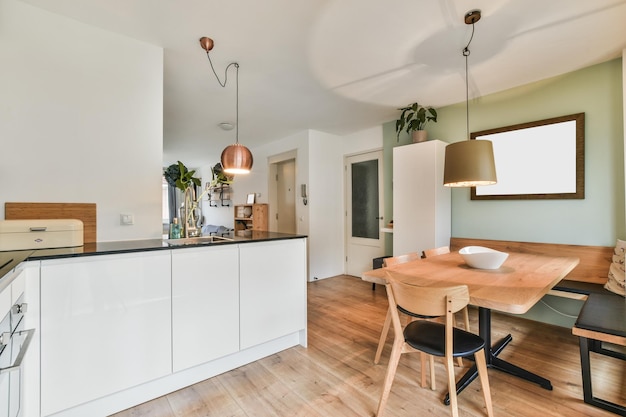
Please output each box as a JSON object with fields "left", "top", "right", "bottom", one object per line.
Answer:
{"left": 444, "top": 307, "right": 552, "bottom": 405}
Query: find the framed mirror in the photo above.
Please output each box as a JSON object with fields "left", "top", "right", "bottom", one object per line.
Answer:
{"left": 471, "top": 113, "right": 584, "bottom": 200}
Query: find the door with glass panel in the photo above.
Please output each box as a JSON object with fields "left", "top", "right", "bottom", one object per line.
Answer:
{"left": 345, "top": 150, "right": 384, "bottom": 276}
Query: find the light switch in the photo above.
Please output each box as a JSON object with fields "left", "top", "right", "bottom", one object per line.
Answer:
{"left": 120, "top": 214, "right": 134, "bottom": 225}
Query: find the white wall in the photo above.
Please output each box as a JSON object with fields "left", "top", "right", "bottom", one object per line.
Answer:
{"left": 199, "top": 164, "right": 234, "bottom": 228}
{"left": 341, "top": 126, "right": 384, "bottom": 155}
{"left": 0, "top": 0, "right": 163, "bottom": 241}
{"left": 209, "top": 126, "right": 382, "bottom": 281}
{"left": 308, "top": 131, "right": 344, "bottom": 280}
{"left": 427, "top": 59, "right": 624, "bottom": 245}
{"left": 223, "top": 130, "right": 310, "bottom": 234}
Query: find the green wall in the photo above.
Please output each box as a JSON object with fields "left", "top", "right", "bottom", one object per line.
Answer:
{"left": 384, "top": 58, "right": 624, "bottom": 250}
{"left": 383, "top": 59, "right": 624, "bottom": 327}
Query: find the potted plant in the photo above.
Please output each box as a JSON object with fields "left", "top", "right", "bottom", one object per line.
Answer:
{"left": 163, "top": 161, "right": 201, "bottom": 192}
{"left": 163, "top": 161, "right": 202, "bottom": 237}
{"left": 395, "top": 102, "right": 437, "bottom": 142}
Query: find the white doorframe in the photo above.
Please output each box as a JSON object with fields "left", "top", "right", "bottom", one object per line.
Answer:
{"left": 344, "top": 149, "right": 384, "bottom": 276}
{"left": 268, "top": 149, "right": 298, "bottom": 232}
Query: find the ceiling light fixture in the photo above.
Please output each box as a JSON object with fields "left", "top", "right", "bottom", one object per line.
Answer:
{"left": 200, "top": 37, "right": 253, "bottom": 175}
{"left": 443, "top": 10, "right": 497, "bottom": 187}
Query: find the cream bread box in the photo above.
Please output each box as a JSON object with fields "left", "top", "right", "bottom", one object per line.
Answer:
{"left": 0, "top": 219, "right": 83, "bottom": 251}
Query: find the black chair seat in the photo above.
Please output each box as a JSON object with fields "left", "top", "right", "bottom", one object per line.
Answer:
{"left": 404, "top": 320, "right": 485, "bottom": 358}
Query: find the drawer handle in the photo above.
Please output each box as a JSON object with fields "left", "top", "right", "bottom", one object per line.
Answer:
{"left": 0, "top": 328, "right": 35, "bottom": 374}
{"left": 11, "top": 303, "right": 27, "bottom": 315}
{"left": 29, "top": 227, "right": 47, "bottom": 232}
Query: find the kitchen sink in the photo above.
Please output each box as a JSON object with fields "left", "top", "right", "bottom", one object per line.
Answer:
{"left": 164, "top": 235, "right": 234, "bottom": 246}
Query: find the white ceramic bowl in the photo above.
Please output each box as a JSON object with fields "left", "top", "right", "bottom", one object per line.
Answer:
{"left": 459, "top": 246, "right": 509, "bottom": 270}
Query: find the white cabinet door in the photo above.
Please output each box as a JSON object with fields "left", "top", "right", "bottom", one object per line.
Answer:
{"left": 0, "top": 284, "right": 9, "bottom": 324}
{"left": 393, "top": 140, "right": 451, "bottom": 256}
{"left": 0, "top": 282, "right": 10, "bottom": 417}
{"left": 0, "top": 266, "right": 30, "bottom": 417}
{"left": 172, "top": 245, "right": 239, "bottom": 372}
{"left": 40, "top": 252, "right": 171, "bottom": 416}
{"left": 239, "top": 239, "right": 306, "bottom": 350}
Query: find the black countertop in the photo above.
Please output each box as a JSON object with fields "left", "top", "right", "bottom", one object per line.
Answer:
{"left": 0, "top": 231, "right": 306, "bottom": 288}
{"left": 0, "top": 250, "right": 34, "bottom": 290}
{"left": 27, "top": 231, "right": 306, "bottom": 260}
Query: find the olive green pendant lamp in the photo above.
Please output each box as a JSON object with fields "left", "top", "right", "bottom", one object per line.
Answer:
{"left": 200, "top": 37, "right": 253, "bottom": 175}
{"left": 443, "top": 10, "right": 497, "bottom": 187}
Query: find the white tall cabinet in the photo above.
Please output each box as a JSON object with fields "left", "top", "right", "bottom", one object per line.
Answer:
{"left": 393, "top": 140, "right": 451, "bottom": 256}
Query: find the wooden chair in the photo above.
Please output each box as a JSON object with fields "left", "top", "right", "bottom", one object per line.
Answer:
{"left": 374, "top": 252, "right": 421, "bottom": 364}
{"left": 376, "top": 276, "right": 493, "bottom": 417}
{"left": 422, "top": 247, "right": 471, "bottom": 334}
{"left": 375, "top": 248, "right": 470, "bottom": 386}
{"left": 375, "top": 252, "right": 435, "bottom": 389}
{"left": 422, "top": 246, "right": 451, "bottom": 258}
{"left": 382, "top": 252, "right": 421, "bottom": 267}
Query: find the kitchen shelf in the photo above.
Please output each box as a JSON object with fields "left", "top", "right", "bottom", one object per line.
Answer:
{"left": 234, "top": 204, "right": 268, "bottom": 235}
{"left": 207, "top": 184, "right": 232, "bottom": 207}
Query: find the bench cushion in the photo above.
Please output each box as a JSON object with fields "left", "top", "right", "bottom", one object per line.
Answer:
{"left": 553, "top": 279, "right": 608, "bottom": 295}
{"left": 574, "top": 292, "right": 626, "bottom": 338}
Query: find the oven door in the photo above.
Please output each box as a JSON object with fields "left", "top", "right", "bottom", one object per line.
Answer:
{"left": 1, "top": 311, "right": 11, "bottom": 417}
{"left": 0, "top": 296, "right": 34, "bottom": 417}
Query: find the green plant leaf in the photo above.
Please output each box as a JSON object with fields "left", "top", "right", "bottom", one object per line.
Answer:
{"left": 395, "top": 119, "right": 405, "bottom": 138}
{"left": 163, "top": 164, "right": 180, "bottom": 187}
{"left": 416, "top": 108, "right": 426, "bottom": 124}
{"left": 408, "top": 119, "right": 420, "bottom": 132}
{"left": 169, "top": 161, "right": 202, "bottom": 192}
{"left": 395, "top": 102, "right": 438, "bottom": 138}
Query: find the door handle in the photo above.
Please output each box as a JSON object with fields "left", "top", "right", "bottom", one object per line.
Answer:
{"left": 0, "top": 329, "right": 35, "bottom": 374}
{"left": 375, "top": 216, "right": 383, "bottom": 220}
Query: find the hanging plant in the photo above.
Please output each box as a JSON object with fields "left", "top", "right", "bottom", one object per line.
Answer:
{"left": 209, "top": 162, "right": 234, "bottom": 188}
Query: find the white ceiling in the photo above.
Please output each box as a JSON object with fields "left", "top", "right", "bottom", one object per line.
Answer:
{"left": 20, "top": 0, "right": 626, "bottom": 168}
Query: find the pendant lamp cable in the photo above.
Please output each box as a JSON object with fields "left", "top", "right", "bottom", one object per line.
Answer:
{"left": 463, "top": 21, "right": 475, "bottom": 141}
{"left": 205, "top": 51, "right": 240, "bottom": 145}
{"left": 442, "top": 9, "right": 496, "bottom": 188}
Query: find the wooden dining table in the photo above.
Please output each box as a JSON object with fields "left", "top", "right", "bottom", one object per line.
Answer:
{"left": 362, "top": 250, "right": 580, "bottom": 402}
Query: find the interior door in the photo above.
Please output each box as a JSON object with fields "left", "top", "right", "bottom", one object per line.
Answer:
{"left": 276, "top": 159, "right": 296, "bottom": 233}
{"left": 345, "top": 150, "right": 384, "bottom": 276}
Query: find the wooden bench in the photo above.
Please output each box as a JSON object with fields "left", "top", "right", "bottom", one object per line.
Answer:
{"left": 451, "top": 237, "right": 624, "bottom": 415}
{"left": 450, "top": 237, "right": 613, "bottom": 299}
{"left": 572, "top": 293, "right": 626, "bottom": 415}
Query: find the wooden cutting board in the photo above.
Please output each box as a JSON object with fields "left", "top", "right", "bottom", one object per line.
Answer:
{"left": 5, "top": 202, "right": 96, "bottom": 243}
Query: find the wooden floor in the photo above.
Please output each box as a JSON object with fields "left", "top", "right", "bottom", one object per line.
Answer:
{"left": 113, "top": 275, "right": 625, "bottom": 417}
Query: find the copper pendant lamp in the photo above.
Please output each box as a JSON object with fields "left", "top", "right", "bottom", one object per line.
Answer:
{"left": 443, "top": 10, "right": 497, "bottom": 187}
{"left": 200, "top": 37, "right": 253, "bottom": 175}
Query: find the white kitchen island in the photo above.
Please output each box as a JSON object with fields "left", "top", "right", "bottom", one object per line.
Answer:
{"left": 16, "top": 234, "right": 307, "bottom": 417}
